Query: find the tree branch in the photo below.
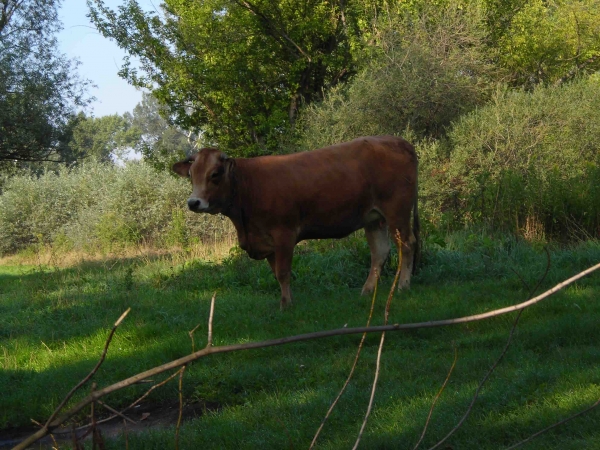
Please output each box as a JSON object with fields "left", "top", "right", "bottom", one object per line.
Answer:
{"left": 231, "top": 0, "right": 311, "bottom": 62}
{"left": 413, "top": 346, "right": 458, "bottom": 450}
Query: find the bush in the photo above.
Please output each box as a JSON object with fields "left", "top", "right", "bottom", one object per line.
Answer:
{"left": 438, "top": 75, "right": 600, "bottom": 240}
{"left": 0, "top": 160, "right": 233, "bottom": 255}
{"left": 292, "top": 2, "right": 496, "bottom": 151}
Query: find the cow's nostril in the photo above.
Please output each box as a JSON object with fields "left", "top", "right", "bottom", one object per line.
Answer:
{"left": 187, "top": 198, "right": 201, "bottom": 210}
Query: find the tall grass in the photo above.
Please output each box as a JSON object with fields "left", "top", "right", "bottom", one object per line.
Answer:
{"left": 0, "top": 160, "right": 233, "bottom": 255}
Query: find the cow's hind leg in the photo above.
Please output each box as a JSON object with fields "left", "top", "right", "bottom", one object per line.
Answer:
{"left": 269, "top": 232, "right": 296, "bottom": 309}
{"left": 384, "top": 212, "right": 416, "bottom": 291}
{"left": 362, "top": 221, "right": 391, "bottom": 295}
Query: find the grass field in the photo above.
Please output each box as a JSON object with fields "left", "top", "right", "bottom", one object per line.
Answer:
{"left": 1, "top": 232, "right": 599, "bottom": 449}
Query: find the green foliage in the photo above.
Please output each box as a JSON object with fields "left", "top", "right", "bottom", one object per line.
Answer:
{"left": 0, "top": 0, "right": 91, "bottom": 167}
{"left": 293, "top": 2, "right": 496, "bottom": 150}
{"left": 67, "top": 112, "right": 141, "bottom": 163}
{"left": 87, "top": 0, "right": 391, "bottom": 155}
{"left": 439, "top": 76, "right": 600, "bottom": 239}
{"left": 493, "top": 0, "right": 600, "bottom": 87}
{"left": 0, "top": 160, "right": 232, "bottom": 255}
{"left": 131, "top": 93, "right": 195, "bottom": 170}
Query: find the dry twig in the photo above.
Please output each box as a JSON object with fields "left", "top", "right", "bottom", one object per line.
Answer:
{"left": 353, "top": 232, "right": 403, "bottom": 449}
{"left": 43, "top": 309, "right": 130, "bottom": 430}
{"left": 504, "top": 396, "right": 600, "bottom": 449}
{"left": 412, "top": 346, "right": 458, "bottom": 450}
{"left": 96, "top": 401, "right": 136, "bottom": 425}
{"left": 51, "top": 367, "right": 185, "bottom": 436}
{"left": 428, "top": 248, "right": 552, "bottom": 450}
{"left": 309, "top": 272, "right": 379, "bottom": 449}
{"left": 175, "top": 366, "right": 186, "bottom": 450}
{"left": 207, "top": 291, "right": 216, "bottom": 347}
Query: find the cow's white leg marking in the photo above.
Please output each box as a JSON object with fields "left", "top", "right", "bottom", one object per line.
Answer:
{"left": 362, "top": 222, "right": 390, "bottom": 295}
{"left": 398, "top": 231, "right": 416, "bottom": 290}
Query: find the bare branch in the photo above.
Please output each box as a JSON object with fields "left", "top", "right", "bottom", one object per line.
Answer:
{"left": 42, "top": 308, "right": 131, "bottom": 429}
{"left": 50, "top": 368, "right": 185, "bottom": 435}
{"left": 413, "top": 346, "right": 458, "bottom": 450}
{"left": 310, "top": 271, "right": 379, "bottom": 449}
{"left": 97, "top": 401, "right": 136, "bottom": 425}
{"left": 12, "top": 263, "right": 600, "bottom": 450}
{"left": 353, "top": 233, "right": 403, "bottom": 449}
{"left": 188, "top": 324, "right": 201, "bottom": 353}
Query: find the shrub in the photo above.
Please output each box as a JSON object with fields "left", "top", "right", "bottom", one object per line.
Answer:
{"left": 440, "top": 75, "right": 600, "bottom": 239}
{"left": 0, "top": 160, "right": 233, "bottom": 255}
{"left": 292, "top": 2, "right": 496, "bottom": 151}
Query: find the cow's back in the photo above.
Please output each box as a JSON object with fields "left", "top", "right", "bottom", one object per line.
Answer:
{"left": 234, "top": 136, "right": 417, "bottom": 241}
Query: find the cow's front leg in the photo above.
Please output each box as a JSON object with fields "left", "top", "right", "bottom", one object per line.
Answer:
{"left": 270, "top": 232, "right": 295, "bottom": 309}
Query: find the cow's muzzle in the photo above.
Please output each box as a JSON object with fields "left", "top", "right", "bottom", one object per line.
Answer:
{"left": 187, "top": 197, "right": 209, "bottom": 212}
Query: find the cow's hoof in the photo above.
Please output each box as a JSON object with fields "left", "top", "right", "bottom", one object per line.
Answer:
{"left": 361, "top": 285, "right": 375, "bottom": 296}
{"left": 280, "top": 297, "right": 293, "bottom": 310}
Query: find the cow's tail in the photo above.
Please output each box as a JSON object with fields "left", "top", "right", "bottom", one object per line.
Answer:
{"left": 412, "top": 172, "right": 421, "bottom": 274}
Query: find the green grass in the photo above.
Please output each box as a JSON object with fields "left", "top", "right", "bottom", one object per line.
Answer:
{"left": 1, "top": 233, "right": 599, "bottom": 449}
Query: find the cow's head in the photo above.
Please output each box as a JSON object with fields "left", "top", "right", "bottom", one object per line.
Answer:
{"left": 172, "top": 148, "right": 232, "bottom": 214}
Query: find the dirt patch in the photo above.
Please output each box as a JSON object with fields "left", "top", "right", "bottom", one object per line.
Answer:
{"left": 0, "top": 400, "right": 217, "bottom": 449}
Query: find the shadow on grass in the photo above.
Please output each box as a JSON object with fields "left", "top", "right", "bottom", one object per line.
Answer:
{"left": 1, "top": 238, "right": 599, "bottom": 448}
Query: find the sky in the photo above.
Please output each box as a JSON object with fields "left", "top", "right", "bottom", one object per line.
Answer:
{"left": 58, "top": 0, "right": 157, "bottom": 117}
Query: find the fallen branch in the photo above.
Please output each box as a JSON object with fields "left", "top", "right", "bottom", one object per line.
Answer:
{"left": 504, "top": 396, "right": 600, "bottom": 449}
{"left": 353, "top": 233, "right": 403, "bottom": 450}
{"left": 42, "top": 308, "right": 130, "bottom": 430}
{"left": 12, "top": 262, "right": 600, "bottom": 450}
{"left": 309, "top": 272, "right": 379, "bottom": 449}
{"left": 412, "top": 346, "right": 458, "bottom": 450}
{"left": 52, "top": 367, "right": 185, "bottom": 435}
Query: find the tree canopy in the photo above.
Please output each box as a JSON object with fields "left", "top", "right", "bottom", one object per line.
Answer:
{"left": 87, "top": 0, "right": 600, "bottom": 158}
{"left": 67, "top": 113, "right": 141, "bottom": 163}
{"left": 88, "top": 0, "right": 387, "bottom": 155}
{"left": 0, "top": 0, "right": 91, "bottom": 168}
{"left": 130, "top": 92, "right": 195, "bottom": 170}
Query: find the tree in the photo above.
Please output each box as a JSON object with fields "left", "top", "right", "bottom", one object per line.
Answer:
{"left": 68, "top": 113, "right": 141, "bottom": 163}
{"left": 87, "top": 0, "right": 386, "bottom": 155}
{"left": 130, "top": 92, "right": 195, "bottom": 170}
{"left": 0, "top": 0, "right": 91, "bottom": 168}
{"left": 486, "top": 0, "right": 600, "bottom": 87}
{"left": 295, "top": 3, "right": 496, "bottom": 149}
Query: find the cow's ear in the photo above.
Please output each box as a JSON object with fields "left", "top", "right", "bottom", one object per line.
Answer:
{"left": 172, "top": 158, "right": 194, "bottom": 177}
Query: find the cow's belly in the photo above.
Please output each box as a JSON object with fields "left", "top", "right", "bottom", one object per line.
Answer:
{"left": 297, "top": 217, "right": 364, "bottom": 241}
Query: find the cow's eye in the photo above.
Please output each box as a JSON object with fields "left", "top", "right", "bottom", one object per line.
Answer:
{"left": 210, "top": 167, "right": 224, "bottom": 181}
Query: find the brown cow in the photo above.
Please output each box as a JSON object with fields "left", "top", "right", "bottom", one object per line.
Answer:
{"left": 173, "top": 135, "right": 420, "bottom": 308}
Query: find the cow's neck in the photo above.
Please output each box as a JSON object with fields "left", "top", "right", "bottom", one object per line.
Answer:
{"left": 221, "top": 159, "right": 250, "bottom": 251}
